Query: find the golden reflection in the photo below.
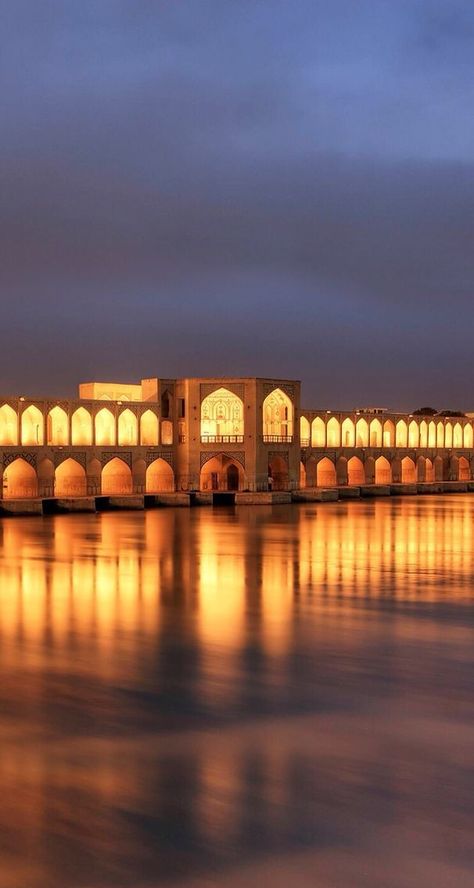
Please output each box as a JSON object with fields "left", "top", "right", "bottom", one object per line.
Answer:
{"left": 1, "top": 500, "right": 474, "bottom": 670}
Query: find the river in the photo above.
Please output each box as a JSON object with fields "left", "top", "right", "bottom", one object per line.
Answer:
{"left": 0, "top": 497, "right": 473, "bottom": 887}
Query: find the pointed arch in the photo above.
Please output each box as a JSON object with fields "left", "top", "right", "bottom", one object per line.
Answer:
{"left": 401, "top": 456, "right": 416, "bottom": 483}
{"left": 201, "top": 387, "right": 244, "bottom": 442}
{"left": 444, "top": 422, "right": 453, "bottom": 448}
{"left": 140, "top": 410, "right": 159, "bottom": 446}
{"left": 262, "top": 388, "right": 293, "bottom": 441}
{"left": 55, "top": 458, "right": 87, "bottom": 497}
{"left": 300, "top": 416, "right": 310, "bottom": 446}
{"left": 101, "top": 457, "right": 132, "bottom": 494}
{"left": 425, "top": 458, "right": 434, "bottom": 483}
{"left": 326, "top": 417, "right": 340, "bottom": 447}
{"left": 453, "top": 422, "right": 463, "bottom": 448}
{"left": 118, "top": 408, "right": 138, "bottom": 445}
{"left": 316, "top": 457, "right": 337, "bottom": 487}
{"left": 146, "top": 458, "right": 175, "bottom": 492}
{"left": 369, "top": 418, "right": 382, "bottom": 447}
{"left": 355, "top": 418, "right": 369, "bottom": 447}
{"left": 47, "top": 405, "right": 69, "bottom": 445}
{"left": 419, "top": 420, "right": 428, "bottom": 448}
{"left": 71, "top": 407, "right": 93, "bottom": 445}
{"left": 268, "top": 453, "right": 289, "bottom": 490}
{"left": 95, "top": 407, "right": 116, "bottom": 446}
{"left": 311, "top": 417, "right": 325, "bottom": 447}
{"left": 375, "top": 456, "right": 391, "bottom": 484}
{"left": 464, "top": 424, "right": 473, "bottom": 449}
{"left": 436, "top": 421, "right": 444, "bottom": 449}
{"left": 21, "top": 405, "right": 44, "bottom": 445}
{"left": 395, "top": 420, "right": 408, "bottom": 448}
{"left": 383, "top": 419, "right": 395, "bottom": 447}
{"left": 428, "top": 421, "right": 436, "bottom": 448}
{"left": 200, "top": 453, "right": 245, "bottom": 491}
{"left": 347, "top": 456, "right": 365, "bottom": 485}
{"left": 0, "top": 404, "right": 17, "bottom": 445}
{"left": 458, "top": 456, "right": 470, "bottom": 481}
{"left": 3, "top": 458, "right": 38, "bottom": 498}
{"left": 408, "top": 420, "right": 419, "bottom": 448}
{"left": 341, "top": 418, "right": 355, "bottom": 447}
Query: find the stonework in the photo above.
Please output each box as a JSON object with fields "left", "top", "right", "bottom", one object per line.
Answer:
{"left": 0, "top": 374, "right": 472, "bottom": 499}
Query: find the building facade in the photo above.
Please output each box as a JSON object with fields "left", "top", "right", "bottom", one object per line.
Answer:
{"left": 0, "top": 375, "right": 473, "bottom": 499}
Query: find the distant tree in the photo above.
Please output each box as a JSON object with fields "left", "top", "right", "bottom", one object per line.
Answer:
{"left": 412, "top": 407, "right": 437, "bottom": 415}
{"left": 436, "top": 409, "right": 466, "bottom": 417}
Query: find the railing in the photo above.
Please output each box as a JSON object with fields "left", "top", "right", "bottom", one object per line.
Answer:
{"left": 200, "top": 435, "right": 244, "bottom": 444}
{"left": 263, "top": 435, "right": 293, "bottom": 443}
{"left": 300, "top": 438, "right": 310, "bottom": 447}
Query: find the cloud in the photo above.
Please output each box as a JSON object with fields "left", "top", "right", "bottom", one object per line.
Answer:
{"left": 0, "top": 0, "right": 473, "bottom": 408}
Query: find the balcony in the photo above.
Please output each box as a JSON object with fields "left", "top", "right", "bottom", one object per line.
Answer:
{"left": 200, "top": 435, "right": 244, "bottom": 444}
{"left": 263, "top": 435, "right": 293, "bottom": 444}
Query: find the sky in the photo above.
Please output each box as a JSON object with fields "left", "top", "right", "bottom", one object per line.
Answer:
{"left": 1, "top": 0, "right": 474, "bottom": 409}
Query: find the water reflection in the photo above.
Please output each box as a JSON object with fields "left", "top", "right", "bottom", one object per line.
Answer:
{"left": 0, "top": 499, "right": 473, "bottom": 887}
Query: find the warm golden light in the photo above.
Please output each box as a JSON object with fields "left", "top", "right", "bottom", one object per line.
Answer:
{"left": 263, "top": 388, "right": 293, "bottom": 439}
{"left": 201, "top": 387, "right": 244, "bottom": 440}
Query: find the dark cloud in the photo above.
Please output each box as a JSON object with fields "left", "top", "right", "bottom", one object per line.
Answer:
{"left": 1, "top": 0, "right": 473, "bottom": 409}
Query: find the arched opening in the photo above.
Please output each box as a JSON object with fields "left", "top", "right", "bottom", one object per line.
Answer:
{"left": 140, "top": 410, "right": 159, "bottom": 446}
{"left": 464, "top": 424, "right": 473, "bottom": 449}
{"left": 436, "top": 422, "right": 444, "bottom": 449}
{"left": 396, "top": 420, "right": 408, "bottom": 448}
{"left": 101, "top": 457, "right": 132, "bottom": 495}
{"left": 3, "top": 458, "right": 38, "bottom": 498}
{"left": 300, "top": 416, "right": 310, "bottom": 446}
{"left": 419, "top": 421, "right": 428, "bottom": 448}
{"left": 161, "top": 420, "right": 173, "bottom": 445}
{"left": 71, "top": 407, "right": 93, "bottom": 445}
{"left": 146, "top": 458, "right": 175, "bottom": 492}
{"left": 311, "top": 417, "right": 325, "bottom": 447}
{"left": 401, "top": 457, "right": 416, "bottom": 483}
{"left": 268, "top": 454, "right": 289, "bottom": 491}
{"left": 425, "top": 458, "right": 434, "bottom": 482}
{"left": 55, "top": 458, "right": 87, "bottom": 497}
{"left": 299, "top": 461, "right": 306, "bottom": 488}
{"left": 326, "top": 417, "right": 340, "bottom": 447}
{"left": 47, "top": 406, "right": 68, "bottom": 445}
{"left": 347, "top": 456, "right": 365, "bottom": 486}
{"left": 21, "top": 405, "right": 44, "bottom": 445}
{"left": 453, "top": 423, "right": 463, "bottom": 448}
{"left": 355, "top": 418, "right": 369, "bottom": 447}
{"left": 458, "top": 456, "right": 470, "bottom": 481}
{"left": 201, "top": 387, "right": 244, "bottom": 442}
{"left": 445, "top": 422, "right": 453, "bottom": 449}
{"left": 118, "top": 409, "right": 138, "bottom": 445}
{"left": 305, "top": 456, "right": 317, "bottom": 487}
{"left": 408, "top": 420, "right": 419, "bottom": 448}
{"left": 95, "top": 408, "right": 116, "bottom": 446}
{"left": 375, "top": 456, "right": 391, "bottom": 484}
{"left": 161, "top": 390, "right": 172, "bottom": 419}
{"left": 434, "top": 455, "right": 444, "bottom": 481}
{"left": 383, "top": 420, "right": 395, "bottom": 447}
{"left": 370, "top": 419, "right": 382, "bottom": 447}
{"left": 428, "top": 421, "right": 436, "bottom": 447}
{"left": 316, "top": 456, "right": 337, "bottom": 487}
{"left": 341, "top": 418, "right": 355, "bottom": 447}
{"left": 263, "top": 389, "right": 293, "bottom": 441}
{"left": 0, "top": 404, "right": 17, "bottom": 445}
{"left": 316, "top": 457, "right": 337, "bottom": 487}
{"left": 200, "top": 454, "right": 245, "bottom": 491}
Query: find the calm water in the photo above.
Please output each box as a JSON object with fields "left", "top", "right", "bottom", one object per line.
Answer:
{"left": 0, "top": 498, "right": 473, "bottom": 888}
